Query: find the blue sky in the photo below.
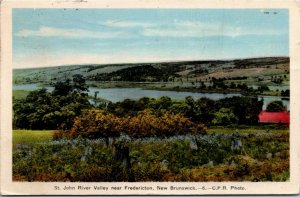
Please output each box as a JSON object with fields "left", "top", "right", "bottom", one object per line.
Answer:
{"left": 13, "top": 9, "right": 289, "bottom": 68}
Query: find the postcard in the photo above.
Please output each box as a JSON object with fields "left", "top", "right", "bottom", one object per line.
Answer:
{"left": 1, "top": 0, "right": 300, "bottom": 195}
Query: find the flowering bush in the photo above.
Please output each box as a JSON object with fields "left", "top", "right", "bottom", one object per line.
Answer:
{"left": 67, "top": 109, "right": 207, "bottom": 138}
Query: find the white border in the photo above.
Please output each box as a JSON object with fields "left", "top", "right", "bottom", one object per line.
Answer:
{"left": 1, "top": 0, "right": 300, "bottom": 195}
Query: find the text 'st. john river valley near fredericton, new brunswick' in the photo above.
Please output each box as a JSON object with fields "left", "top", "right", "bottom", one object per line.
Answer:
{"left": 12, "top": 9, "right": 290, "bottom": 182}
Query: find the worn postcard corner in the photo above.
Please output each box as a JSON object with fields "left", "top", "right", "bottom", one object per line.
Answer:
{"left": 1, "top": 0, "right": 300, "bottom": 195}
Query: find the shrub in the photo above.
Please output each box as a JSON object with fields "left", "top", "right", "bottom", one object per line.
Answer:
{"left": 67, "top": 109, "right": 207, "bottom": 139}
{"left": 266, "top": 100, "right": 287, "bottom": 112}
{"left": 70, "top": 109, "right": 122, "bottom": 139}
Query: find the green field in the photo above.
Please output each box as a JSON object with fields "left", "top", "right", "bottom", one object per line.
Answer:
{"left": 13, "top": 130, "right": 54, "bottom": 147}
{"left": 12, "top": 90, "right": 30, "bottom": 100}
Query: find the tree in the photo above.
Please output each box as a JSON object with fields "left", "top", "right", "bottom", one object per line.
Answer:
{"left": 68, "top": 109, "right": 207, "bottom": 139}
{"left": 230, "top": 82, "right": 236, "bottom": 89}
{"left": 13, "top": 76, "right": 90, "bottom": 130}
{"left": 52, "top": 79, "right": 73, "bottom": 96}
{"left": 193, "top": 97, "right": 217, "bottom": 124}
{"left": 281, "top": 89, "right": 290, "bottom": 97}
{"left": 169, "top": 103, "right": 190, "bottom": 115}
{"left": 13, "top": 88, "right": 52, "bottom": 129}
{"left": 72, "top": 74, "right": 88, "bottom": 92}
{"left": 212, "top": 108, "right": 239, "bottom": 125}
{"left": 114, "top": 99, "right": 143, "bottom": 117}
{"left": 149, "top": 96, "right": 172, "bottom": 111}
{"left": 257, "top": 85, "right": 270, "bottom": 93}
{"left": 266, "top": 101, "right": 286, "bottom": 112}
{"left": 216, "top": 96, "right": 263, "bottom": 125}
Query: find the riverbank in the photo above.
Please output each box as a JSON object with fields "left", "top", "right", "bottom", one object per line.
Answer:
{"left": 87, "top": 81, "right": 289, "bottom": 98}
{"left": 13, "top": 80, "right": 289, "bottom": 98}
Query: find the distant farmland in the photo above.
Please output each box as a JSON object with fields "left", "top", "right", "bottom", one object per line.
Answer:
{"left": 13, "top": 56, "right": 289, "bottom": 85}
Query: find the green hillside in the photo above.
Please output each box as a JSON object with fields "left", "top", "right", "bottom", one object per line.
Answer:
{"left": 13, "top": 56, "right": 289, "bottom": 85}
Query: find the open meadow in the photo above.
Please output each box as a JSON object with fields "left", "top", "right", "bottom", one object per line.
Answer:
{"left": 13, "top": 127, "right": 289, "bottom": 182}
{"left": 13, "top": 130, "right": 54, "bottom": 147}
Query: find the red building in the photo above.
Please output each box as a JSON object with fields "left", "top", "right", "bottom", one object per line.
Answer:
{"left": 258, "top": 111, "right": 290, "bottom": 124}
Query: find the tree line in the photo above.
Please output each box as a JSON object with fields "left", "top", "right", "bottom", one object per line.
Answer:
{"left": 101, "top": 95, "right": 263, "bottom": 126}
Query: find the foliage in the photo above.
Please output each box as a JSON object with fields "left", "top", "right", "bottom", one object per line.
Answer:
{"left": 69, "top": 109, "right": 123, "bottom": 139}
{"left": 271, "top": 76, "right": 284, "bottom": 84}
{"left": 92, "top": 65, "right": 164, "bottom": 82}
{"left": 13, "top": 75, "right": 90, "bottom": 130}
{"left": 212, "top": 108, "right": 239, "bottom": 125}
{"left": 68, "top": 109, "right": 207, "bottom": 138}
{"left": 266, "top": 100, "right": 287, "bottom": 112}
{"left": 13, "top": 129, "right": 289, "bottom": 182}
{"left": 216, "top": 96, "right": 263, "bottom": 125}
{"left": 257, "top": 85, "right": 270, "bottom": 92}
{"left": 281, "top": 89, "right": 289, "bottom": 97}
{"left": 104, "top": 96, "right": 263, "bottom": 126}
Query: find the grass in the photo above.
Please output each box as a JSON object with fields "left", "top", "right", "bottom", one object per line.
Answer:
{"left": 208, "top": 126, "right": 289, "bottom": 134}
{"left": 13, "top": 130, "right": 55, "bottom": 148}
{"left": 12, "top": 129, "right": 289, "bottom": 182}
{"left": 13, "top": 127, "right": 288, "bottom": 146}
{"left": 12, "top": 90, "right": 30, "bottom": 100}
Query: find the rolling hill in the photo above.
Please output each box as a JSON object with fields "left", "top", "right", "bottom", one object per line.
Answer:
{"left": 13, "top": 56, "right": 289, "bottom": 84}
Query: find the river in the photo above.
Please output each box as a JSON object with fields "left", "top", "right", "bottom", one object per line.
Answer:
{"left": 13, "top": 84, "right": 290, "bottom": 110}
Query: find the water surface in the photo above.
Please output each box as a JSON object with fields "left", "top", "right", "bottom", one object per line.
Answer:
{"left": 13, "top": 84, "right": 290, "bottom": 110}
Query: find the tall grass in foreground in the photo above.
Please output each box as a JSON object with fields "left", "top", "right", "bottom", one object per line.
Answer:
{"left": 13, "top": 130, "right": 289, "bottom": 182}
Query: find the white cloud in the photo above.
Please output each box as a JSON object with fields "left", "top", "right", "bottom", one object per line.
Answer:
{"left": 15, "top": 26, "right": 125, "bottom": 39}
{"left": 101, "top": 20, "right": 259, "bottom": 37}
{"left": 101, "top": 20, "right": 152, "bottom": 28}
{"left": 15, "top": 21, "right": 285, "bottom": 40}
{"left": 142, "top": 21, "right": 284, "bottom": 38}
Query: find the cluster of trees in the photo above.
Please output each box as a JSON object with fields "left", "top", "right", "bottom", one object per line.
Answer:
{"left": 67, "top": 109, "right": 207, "bottom": 139}
{"left": 271, "top": 75, "right": 285, "bottom": 84}
{"left": 197, "top": 79, "right": 289, "bottom": 97}
{"left": 194, "top": 77, "right": 265, "bottom": 93}
{"left": 233, "top": 57, "right": 289, "bottom": 69}
{"left": 257, "top": 85, "right": 270, "bottom": 92}
{"left": 90, "top": 65, "right": 181, "bottom": 82}
{"left": 102, "top": 95, "right": 263, "bottom": 126}
{"left": 13, "top": 75, "right": 90, "bottom": 130}
{"left": 92, "top": 65, "right": 162, "bottom": 82}
{"left": 266, "top": 101, "right": 287, "bottom": 112}
{"left": 280, "top": 89, "right": 289, "bottom": 97}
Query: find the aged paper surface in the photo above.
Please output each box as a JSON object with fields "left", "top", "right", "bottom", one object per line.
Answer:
{"left": 1, "top": 0, "right": 300, "bottom": 195}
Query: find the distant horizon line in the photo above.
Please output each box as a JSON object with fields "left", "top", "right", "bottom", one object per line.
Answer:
{"left": 13, "top": 55, "right": 289, "bottom": 70}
